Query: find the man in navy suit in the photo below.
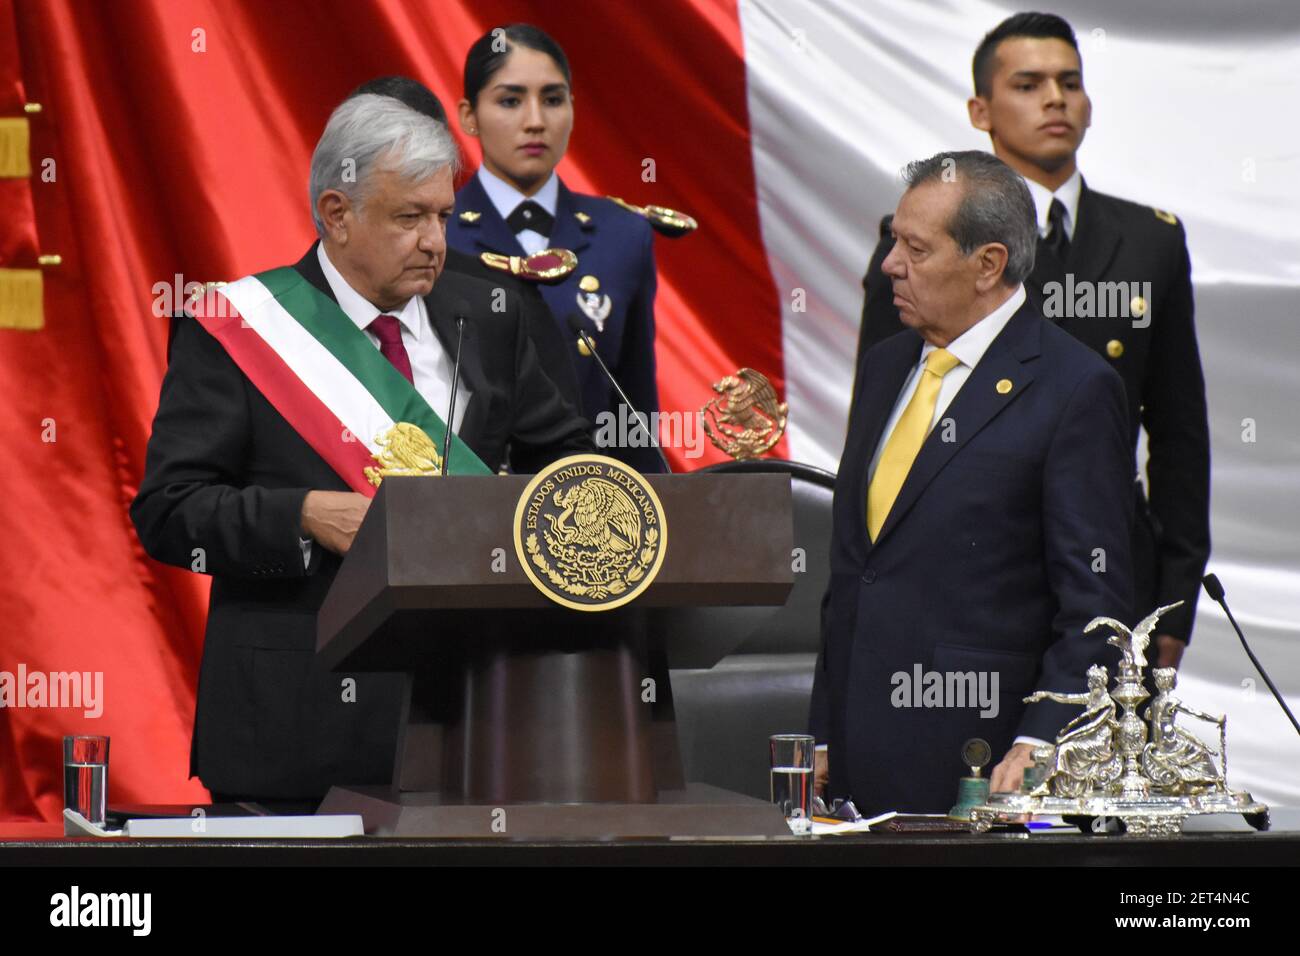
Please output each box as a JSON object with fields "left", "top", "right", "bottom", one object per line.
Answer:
{"left": 809, "top": 150, "right": 1133, "bottom": 815}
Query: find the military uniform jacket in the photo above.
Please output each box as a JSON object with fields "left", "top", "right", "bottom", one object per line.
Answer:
{"left": 448, "top": 174, "right": 663, "bottom": 473}
{"left": 853, "top": 180, "right": 1209, "bottom": 642}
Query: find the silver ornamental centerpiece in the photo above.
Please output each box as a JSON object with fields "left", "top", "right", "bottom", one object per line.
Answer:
{"left": 969, "top": 603, "right": 1269, "bottom": 837}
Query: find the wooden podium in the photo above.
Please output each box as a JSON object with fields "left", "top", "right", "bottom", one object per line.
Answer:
{"left": 314, "top": 472, "right": 794, "bottom": 837}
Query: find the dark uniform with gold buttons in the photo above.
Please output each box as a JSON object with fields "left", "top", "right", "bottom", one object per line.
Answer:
{"left": 853, "top": 180, "right": 1210, "bottom": 646}
{"left": 448, "top": 174, "right": 663, "bottom": 473}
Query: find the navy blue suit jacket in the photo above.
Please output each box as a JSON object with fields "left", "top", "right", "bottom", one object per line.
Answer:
{"left": 447, "top": 174, "right": 663, "bottom": 473}
{"left": 808, "top": 298, "right": 1134, "bottom": 815}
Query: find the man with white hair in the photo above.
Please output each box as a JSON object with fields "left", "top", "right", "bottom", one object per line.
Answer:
{"left": 131, "top": 95, "right": 591, "bottom": 804}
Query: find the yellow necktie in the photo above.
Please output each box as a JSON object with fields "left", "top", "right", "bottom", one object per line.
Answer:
{"left": 867, "top": 347, "right": 962, "bottom": 540}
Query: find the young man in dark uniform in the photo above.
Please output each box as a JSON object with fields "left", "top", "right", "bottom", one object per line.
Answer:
{"left": 853, "top": 13, "right": 1209, "bottom": 669}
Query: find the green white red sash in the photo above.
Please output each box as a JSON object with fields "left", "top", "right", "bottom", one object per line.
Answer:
{"left": 188, "top": 267, "right": 490, "bottom": 496}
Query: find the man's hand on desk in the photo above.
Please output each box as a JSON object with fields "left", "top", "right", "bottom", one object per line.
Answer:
{"left": 1155, "top": 634, "right": 1187, "bottom": 669}
{"left": 300, "top": 491, "right": 372, "bottom": 556}
{"left": 814, "top": 748, "right": 829, "bottom": 798}
{"left": 989, "top": 742, "right": 1037, "bottom": 794}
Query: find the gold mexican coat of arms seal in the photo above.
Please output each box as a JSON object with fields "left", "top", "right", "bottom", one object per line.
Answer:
{"left": 513, "top": 454, "right": 667, "bottom": 611}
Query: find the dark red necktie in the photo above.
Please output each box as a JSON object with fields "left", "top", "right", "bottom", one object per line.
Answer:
{"left": 367, "top": 314, "right": 414, "bottom": 385}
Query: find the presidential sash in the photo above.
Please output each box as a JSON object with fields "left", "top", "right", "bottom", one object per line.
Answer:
{"left": 188, "top": 267, "right": 491, "bottom": 496}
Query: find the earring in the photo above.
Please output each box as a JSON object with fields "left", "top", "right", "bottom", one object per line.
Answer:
{"left": 469, "top": 127, "right": 477, "bottom": 134}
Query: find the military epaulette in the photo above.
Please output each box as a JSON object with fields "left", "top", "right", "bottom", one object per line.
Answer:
{"left": 605, "top": 196, "right": 698, "bottom": 237}
{"left": 1153, "top": 208, "right": 1178, "bottom": 226}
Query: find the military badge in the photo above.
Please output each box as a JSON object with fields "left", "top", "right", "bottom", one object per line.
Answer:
{"left": 701, "top": 368, "right": 789, "bottom": 460}
{"left": 513, "top": 454, "right": 667, "bottom": 611}
{"left": 575, "top": 275, "right": 612, "bottom": 331}
{"left": 479, "top": 247, "right": 578, "bottom": 283}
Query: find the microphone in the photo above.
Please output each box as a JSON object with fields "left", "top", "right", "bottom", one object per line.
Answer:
{"left": 1202, "top": 573, "right": 1300, "bottom": 738}
{"left": 565, "top": 314, "right": 672, "bottom": 474}
{"left": 441, "top": 299, "right": 470, "bottom": 476}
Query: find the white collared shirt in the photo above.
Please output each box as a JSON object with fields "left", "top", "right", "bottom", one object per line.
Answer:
{"left": 1023, "top": 168, "right": 1082, "bottom": 241}
{"left": 477, "top": 165, "right": 559, "bottom": 255}
{"left": 867, "top": 284, "right": 1026, "bottom": 483}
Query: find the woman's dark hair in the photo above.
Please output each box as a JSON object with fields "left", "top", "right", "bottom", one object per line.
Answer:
{"left": 463, "top": 23, "right": 571, "bottom": 105}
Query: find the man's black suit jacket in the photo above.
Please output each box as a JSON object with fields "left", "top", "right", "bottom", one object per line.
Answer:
{"left": 445, "top": 246, "right": 583, "bottom": 413}
{"left": 811, "top": 299, "right": 1134, "bottom": 815}
{"left": 130, "top": 244, "right": 592, "bottom": 799}
{"left": 852, "top": 181, "right": 1209, "bottom": 642}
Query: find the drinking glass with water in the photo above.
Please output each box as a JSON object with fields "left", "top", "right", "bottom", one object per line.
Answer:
{"left": 64, "top": 735, "right": 109, "bottom": 833}
{"left": 769, "top": 733, "right": 815, "bottom": 829}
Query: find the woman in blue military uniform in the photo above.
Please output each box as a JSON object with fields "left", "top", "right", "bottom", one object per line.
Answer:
{"left": 448, "top": 23, "right": 664, "bottom": 473}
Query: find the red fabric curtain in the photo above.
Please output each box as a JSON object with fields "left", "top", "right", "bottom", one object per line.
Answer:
{"left": 1, "top": 0, "right": 785, "bottom": 820}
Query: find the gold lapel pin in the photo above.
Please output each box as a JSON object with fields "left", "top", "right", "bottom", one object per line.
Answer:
{"left": 458, "top": 210, "right": 481, "bottom": 223}
{"left": 996, "top": 379, "right": 1013, "bottom": 394}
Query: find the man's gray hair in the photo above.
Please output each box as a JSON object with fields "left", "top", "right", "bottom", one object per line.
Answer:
{"left": 309, "top": 93, "right": 460, "bottom": 238}
{"left": 901, "top": 150, "right": 1037, "bottom": 285}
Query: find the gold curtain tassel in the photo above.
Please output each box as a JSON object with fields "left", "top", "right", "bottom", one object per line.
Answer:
{"left": 0, "top": 268, "right": 44, "bottom": 330}
{"left": 0, "top": 117, "right": 32, "bottom": 178}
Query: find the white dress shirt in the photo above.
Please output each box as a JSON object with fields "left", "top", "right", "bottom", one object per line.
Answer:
{"left": 477, "top": 165, "right": 559, "bottom": 255}
{"left": 299, "top": 244, "right": 472, "bottom": 567}
{"left": 1023, "top": 168, "right": 1082, "bottom": 242}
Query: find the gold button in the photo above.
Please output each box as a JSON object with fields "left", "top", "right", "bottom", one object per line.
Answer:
{"left": 1107, "top": 339, "right": 1124, "bottom": 359}
{"left": 1130, "top": 295, "right": 1147, "bottom": 317}
{"left": 996, "top": 379, "right": 1013, "bottom": 394}
{"left": 577, "top": 337, "right": 594, "bottom": 357}
{"left": 579, "top": 275, "right": 600, "bottom": 293}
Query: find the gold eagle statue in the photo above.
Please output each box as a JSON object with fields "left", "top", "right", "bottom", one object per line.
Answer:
{"left": 702, "top": 367, "right": 789, "bottom": 459}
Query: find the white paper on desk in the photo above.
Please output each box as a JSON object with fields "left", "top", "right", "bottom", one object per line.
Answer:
{"left": 810, "top": 810, "right": 899, "bottom": 834}
{"left": 123, "top": 815, "right": 364, "bottom": 838}
{"left": 63, "top": 809, "right": 123, "bottom": 837}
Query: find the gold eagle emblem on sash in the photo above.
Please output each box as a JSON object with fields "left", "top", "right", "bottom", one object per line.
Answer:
{"left": 364, "top": 422, "right": 443, "bottom": 486}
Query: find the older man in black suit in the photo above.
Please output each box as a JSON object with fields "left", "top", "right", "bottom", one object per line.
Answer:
{"left": 131, "top": 94, "right": 590, "bottom": 803}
